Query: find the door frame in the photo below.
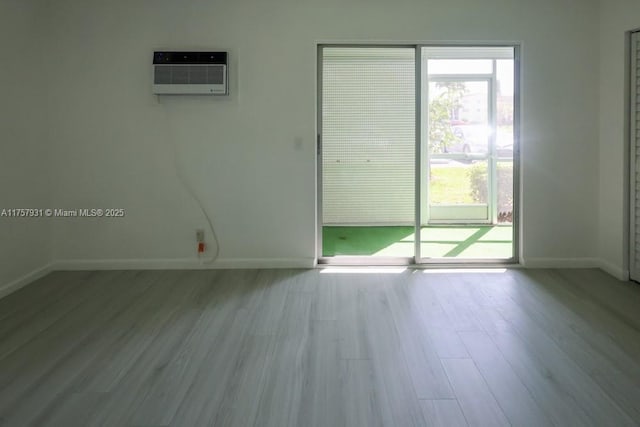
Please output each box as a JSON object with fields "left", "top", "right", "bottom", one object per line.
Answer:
{"left": 316, "top": 43, "right": 521, "bottom": 266}
{"left": 423, "top": 75, "right": 495, "bottom": 225}
{"left": 628, "top": 31, "right": 639, "bottom": 281}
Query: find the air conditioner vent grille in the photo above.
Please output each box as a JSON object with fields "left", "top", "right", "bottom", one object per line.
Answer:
{"left": 154, "top": 65, "right": 225, "bottom": 85}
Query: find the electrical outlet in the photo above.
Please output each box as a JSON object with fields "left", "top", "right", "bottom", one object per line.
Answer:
{"left": 196, "top": 229, "right": 205, "bottom": 243}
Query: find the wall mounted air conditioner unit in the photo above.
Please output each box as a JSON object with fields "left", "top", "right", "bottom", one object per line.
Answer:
{"left": 153, "top": 51, "right": 228, "bottom": 95}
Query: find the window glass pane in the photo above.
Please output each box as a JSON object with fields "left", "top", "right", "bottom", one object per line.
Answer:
{"left": 496, "top": 160, "right": 514, "bottom": 224}
{"left": 429, "top": 159, "right": 488, "bottom": 206}
{"left": 496, "top": 59, "right": 514, "bottom": 224}
{"left": 423, "top": 46, "right": 513, "bottom": 59}
{"left": 427, "top": 81, "right": 490, "bottom": 155}
{"left": 427, "top": 59, "right": 492, "bottom": 75}
{"left": 497, "top": 59, "right": 514, "bottom": 161}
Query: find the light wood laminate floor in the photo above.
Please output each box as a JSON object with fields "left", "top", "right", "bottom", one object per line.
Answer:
{"left": 0, "top": 268, "right": 639, "bottom": 426}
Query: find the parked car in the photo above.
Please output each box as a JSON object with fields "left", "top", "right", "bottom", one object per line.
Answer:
{"left": 446, "top": 124, "right": 490, "bottom": 154}
{"left": 444, "top": 124, "right": 514, "bottom": 158}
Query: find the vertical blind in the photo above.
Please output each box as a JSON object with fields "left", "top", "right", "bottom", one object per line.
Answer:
{"left": 321, "top": 47, "right": 415, "bottom": 225}
{"left": 632, "top": 33, "right": 640, "bottom": 280}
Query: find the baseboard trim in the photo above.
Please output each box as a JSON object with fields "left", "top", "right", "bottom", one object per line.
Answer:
{"left": 596, "top": 258, "right": 629, "bottom": 281}
{"left": 52, "top": 257, "right": 317, "bottom": 271}
{"left": 520, "top": 257, "right": 630, "bottom": 281}
{"left": 0, "top": 263, "right": 53, "bottom": 299}
{"left": 520, "top": 257, "right": 600, "bottom": 269}
{"left": 4, "top": 257, "right": 625, "bottom": 300}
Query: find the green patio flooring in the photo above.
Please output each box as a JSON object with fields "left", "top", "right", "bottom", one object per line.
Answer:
{"left": 322, "top": 225, "right": 513, "bottom": 259}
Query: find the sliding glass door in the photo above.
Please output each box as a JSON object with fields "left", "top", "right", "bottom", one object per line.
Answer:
{"left": 319, "top": 47, "right": 416, "bottom": 260}
{"left": 417, "top": 47, "right": 516, "bottom": 261}
{"left": 318, "top": 45, "right": 518, "bottom": 264}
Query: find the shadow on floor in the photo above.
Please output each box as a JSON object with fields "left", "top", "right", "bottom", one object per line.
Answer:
{"left": 322, "top": 225, "right": 513, "bottom": 258}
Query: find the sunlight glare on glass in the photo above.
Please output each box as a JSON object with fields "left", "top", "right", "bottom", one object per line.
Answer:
{"left": 428, "top": 59, "right": 492, "bottom": 75}
{"left": 421, "top": 268, "right": 507, "bottom": 274}
{"left": 320, "top": 267, "right": 408, "bottom": 274}
{"left": 496, "top": 60, "right": 514, "bottom": 96}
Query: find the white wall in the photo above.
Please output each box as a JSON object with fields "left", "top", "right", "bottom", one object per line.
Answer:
{"left": 43, "top": 0, "right": 600, "bottom": 268}
{"left": 598, "top": 0, "right": 640, "bottom": 280}
{"left": 0, "top": 0, "right": 51, "bottom": 294}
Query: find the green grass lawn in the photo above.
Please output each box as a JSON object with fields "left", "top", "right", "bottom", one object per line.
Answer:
{"left": 429, "top": 166, "right": 475, "bottom": 204}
